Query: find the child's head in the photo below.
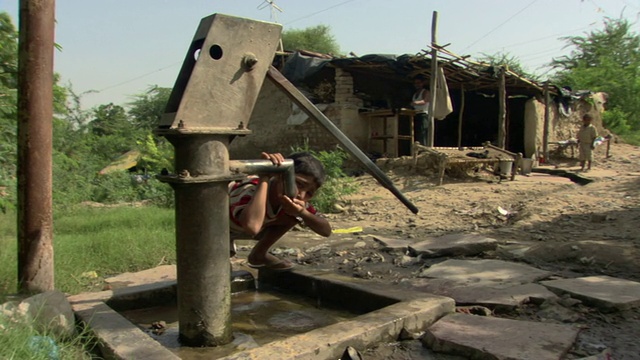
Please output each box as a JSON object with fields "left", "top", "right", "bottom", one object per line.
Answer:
{"left": 288, "top": 152, "right": 326, "bottom": 201}
{"left": 289, "top": 152, "right": 325, "bottom": 187}
{"left": 582, "top": 114, "right": 593, "bottom": 125}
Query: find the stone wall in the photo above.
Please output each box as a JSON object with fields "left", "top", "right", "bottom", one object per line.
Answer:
{"left": 229, "top": 70, "right": 364, "bottom": 160}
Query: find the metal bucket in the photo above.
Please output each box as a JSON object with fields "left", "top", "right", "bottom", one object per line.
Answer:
{"left": 520, "top": 158, "right": 533, "bottom": 175}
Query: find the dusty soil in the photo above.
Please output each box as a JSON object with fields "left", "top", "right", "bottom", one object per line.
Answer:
{"left": 236, "top": 142, "right": 640, "bottom": 359}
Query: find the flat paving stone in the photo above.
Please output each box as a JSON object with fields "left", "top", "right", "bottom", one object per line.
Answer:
{"left": 402, "top": 279, "right": 557, "bottom": 309}
{"left": 541, "top": 275, "right": 640, "bottom": 311}
{"left": 372, "top": 235, "right": 413, "bottom": 253}
{"left": 105, "top": 265, "right": 176, "bottom": 288}
{"left": 418, "top": 259, "right": 552, "bottom": 286}
{"left": 424, "top": 313, "right": 579, "bottom": 360}
{"left": 409, "top": 234, "right": 498, "bottom": 258}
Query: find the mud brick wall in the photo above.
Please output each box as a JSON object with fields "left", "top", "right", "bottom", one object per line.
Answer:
{"left": 229, "top": 69, "right": 365, "bottom": 160}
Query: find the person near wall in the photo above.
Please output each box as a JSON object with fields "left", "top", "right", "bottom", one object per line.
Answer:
{"left": 577, "top": 113, "right": 598, "bottom": 172}
{"left": 411, "top": 75, "right": 431, "bottom": 146}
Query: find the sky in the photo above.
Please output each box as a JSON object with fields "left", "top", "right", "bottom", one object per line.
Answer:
{"left": 2, "top": 0, "right": 639, "bottom": 109}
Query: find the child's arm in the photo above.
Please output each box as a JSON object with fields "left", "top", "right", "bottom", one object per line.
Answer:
{"left": 237, "top": 152, "right": 286, "bottom": 236}
{"left": 236, "top": 177, "right": 270, "bottom": 236}
{"left": 280, "top": 195, "right": 332, "bottom": 237}
{"left": 299, "top": 208, "right": 332, "bottom": 237}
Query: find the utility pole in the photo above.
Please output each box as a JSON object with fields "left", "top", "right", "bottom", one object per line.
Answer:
{"left": 17, "top": 0, "right": 56, "bottom": 293}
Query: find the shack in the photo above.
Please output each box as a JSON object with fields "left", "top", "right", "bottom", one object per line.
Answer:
{"left": 229, "top": 50, "right": 607, "bottom": 165}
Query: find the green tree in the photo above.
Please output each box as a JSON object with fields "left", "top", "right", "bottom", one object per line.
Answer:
{"left": 127, "top": 86, "right": 174, "bottom": 172}
{"left": 551, "top": 17, "right": 640, "bottom": 135}
{"left": 282, "top": 24, "right": 340, "bottom": 55}
{"left": 0, "top": 12, "right": 67, "bottom": 211}
{"left": 478, "top": 52, "right": 539, "bottom": 80}
{"left": 0, "top": 12, "right": 19, "bottom": 174}
{"left": 127, "top": 86, "right": 171, "bottom": 131}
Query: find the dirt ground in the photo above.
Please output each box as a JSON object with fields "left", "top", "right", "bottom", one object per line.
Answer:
{"left": 235, "top": 142, "right": 640, "bottom": 359}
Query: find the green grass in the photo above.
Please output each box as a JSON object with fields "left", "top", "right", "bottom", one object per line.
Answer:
{"left": 620, "top": 131, "right": 640, "bottom": 146}
{"left": 0, "top": 315, "right": 97, "bottom": 360}
{"left": 1, "top": 205, "right": 175, "bottom": 359}
{"left": 1, "top": 205, "right": 175, "bottom": 296}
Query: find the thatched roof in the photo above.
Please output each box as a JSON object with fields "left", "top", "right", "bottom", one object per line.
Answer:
{"left": 281, "top": 48, "right": 553, "bottom": 97}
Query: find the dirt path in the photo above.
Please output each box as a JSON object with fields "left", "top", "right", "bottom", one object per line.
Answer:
{"left": 245, "top": 142, "right": 640, "bottom": 359}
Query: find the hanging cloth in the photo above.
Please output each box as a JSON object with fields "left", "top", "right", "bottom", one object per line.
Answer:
{"left": 434, "top": 66, "right": 453, "bottom": 120}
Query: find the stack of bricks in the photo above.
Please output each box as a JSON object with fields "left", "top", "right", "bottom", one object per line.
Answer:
{"left": 334, "top": 68, "right": 363, "bottom": 111}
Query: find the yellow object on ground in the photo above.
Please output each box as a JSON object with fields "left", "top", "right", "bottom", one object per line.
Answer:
{"left": 332, "top": 226, "right": 363, "bottom": 234}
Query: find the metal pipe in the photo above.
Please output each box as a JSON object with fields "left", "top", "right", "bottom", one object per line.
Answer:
{"left": 168, "top": 135, "right": 233, "bottom": 346}
{"left": 267, "top": 66, "right": 419, "bottom": 214}
{"left": 17, "top": 0, "right": 56, "bottom": 293}
{"left": 229, "top": 159, "right": 296, "bottom": 198}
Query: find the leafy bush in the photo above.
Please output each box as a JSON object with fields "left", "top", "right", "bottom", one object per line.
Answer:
{"left": 89, "top": 171, "right": 173, "bottom": 207}
{"left": 602, "top": 107, "right": 631, "bottom": 135}
{"left": 291, "top": 143, "right": 358, "bottom": 213}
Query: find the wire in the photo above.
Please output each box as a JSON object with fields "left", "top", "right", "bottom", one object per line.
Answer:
{"left": 95, "top": 61, "right": 182, "bottom": 93}
{"left": 481, "top": 25, "right": 593, "bottom": 53}
{"left": 461, "top": 0, "right": 539, "bottom": 53}
{"left": 284, "top": 0, "right": 358, "bottom": 26}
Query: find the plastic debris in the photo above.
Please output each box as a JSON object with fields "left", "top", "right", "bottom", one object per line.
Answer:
{"left": 28, "top": 336, "right": 60, "bottom": 360}
{"left": 333, "top": 226, "right": 364, "bottom": 234}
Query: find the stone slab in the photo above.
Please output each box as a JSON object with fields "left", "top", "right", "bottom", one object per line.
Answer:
{"left": 541, "top": 275, "right": 640, "bottom": 311}
{"left": 402, "top": 279, "right": 557, "bottom": 309}
{"left": 72, "top": 300, "right": 179, "bottom": 360}
{"left": 409, "top": 234, "right": 498, "bottom": 258}
{"left": 220, "top": 295, "right": 454, "bottom": 360}
{"left": 424, "top": 313, "right": 579, "bottom": 360}
{"left": 372, "top": 235, "right": 412, "bottom": 253}
{"left": 418, "top": 259, "right": 552, "bottom": 287}
{"left": 105, "top": 265, "right": 176, "bottom": 288}
{"left": 446, "top": 283, "right": 557, "bottom": 308}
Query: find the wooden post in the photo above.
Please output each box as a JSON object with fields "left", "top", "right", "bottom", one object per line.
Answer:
{"left": 497, "top": 66, "right": 506, "bottom": 149}
{"left": 427, "top": 11, "right": 438, "bottom": 147}
{"left": 543, "top": 81, "right": 550, "bottom": 162}
{"left": 457, "top": 85, "right": 465, "bottom": 149}
{"left": 17, "top": 0, "right": 56, "bottom": 293}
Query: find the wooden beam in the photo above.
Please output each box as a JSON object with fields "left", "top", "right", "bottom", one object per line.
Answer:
{"left": 457, "top": 84, "right": 465, "bottom": 148}
{"left": 427, "top": 11, "right": 438, "bottom": 147}
{"left": 497, "top": 66, "right": 506, "bottom": 149}
{"left": 543, "top": 81, "right": 550, "bottom": 161}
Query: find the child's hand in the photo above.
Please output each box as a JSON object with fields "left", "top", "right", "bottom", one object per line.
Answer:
{"left": 261, "top": 152, "right": 285, "bottom": 166}
{"left": 280, "top": 195, "right": 306, "bottom": 216}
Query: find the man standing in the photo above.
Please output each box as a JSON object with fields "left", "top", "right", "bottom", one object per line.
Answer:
{"left": 577, "top": 114, "right": 598, "bottom": 172}
{"left": 411, "top": 75, "right": 430, "bottom": 146}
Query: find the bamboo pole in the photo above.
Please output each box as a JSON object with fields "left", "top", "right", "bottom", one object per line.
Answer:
{"left": 457, "top": 84, "right": 465, "bottom": 149}
{"left": 427, "top": 11, "right": 438, "bottom": 147}
{"left": 497, "top": 66, "right": 506, "bottom": 149}
{"left": 543, "top": 81, "right": 550, "bottom": 162}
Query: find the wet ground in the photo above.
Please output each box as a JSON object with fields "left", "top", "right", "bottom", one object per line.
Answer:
{"left": 120, "top": 290, "right": 356, "bottom": 359}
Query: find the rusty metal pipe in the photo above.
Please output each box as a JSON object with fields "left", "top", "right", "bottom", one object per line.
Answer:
{"left": 229, "top": 159, "right": 296, "bottom": 198}
{"left": 17, "top": 0, "right": 56, "bottom": 293}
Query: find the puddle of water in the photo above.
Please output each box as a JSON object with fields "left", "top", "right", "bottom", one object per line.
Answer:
{"left": 119, "top": 290, "right": 357, "bottom": 359}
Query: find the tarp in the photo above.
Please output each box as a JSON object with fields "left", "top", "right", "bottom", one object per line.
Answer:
{"left": 98, "top": 150, "right": 140, "bottom": 175}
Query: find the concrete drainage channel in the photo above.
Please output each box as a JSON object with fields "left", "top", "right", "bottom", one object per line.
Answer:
{"left": 68, "top": 269, "right": 454, "bottom": 360}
